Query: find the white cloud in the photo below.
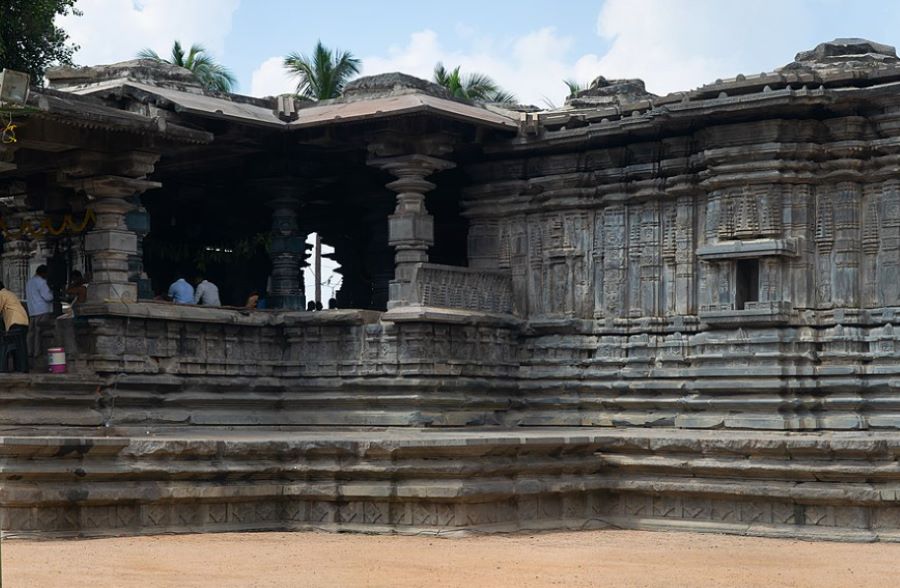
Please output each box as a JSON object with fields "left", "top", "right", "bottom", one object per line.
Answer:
{"left": 250, "top": 56, "right": 296, "bottom": 97}
{"left": 246, "top": 1, "right": 900, "bottom": 105}
{"left": 360, "top": 28, "right": 598, "bottom": 107}
{"left": 590, "top": 0, "right": 882, "bottom": 95}
{"left": 353, "top": 3, "right": 830, "bottom": 107}
{"left": 58, "top": 0, "right": 240, "bottom": 69}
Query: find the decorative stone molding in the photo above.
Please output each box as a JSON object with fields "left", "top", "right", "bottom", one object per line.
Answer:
{"left": 411, "top": 262, "right": 514, "bottom": 315}
{"left": 699, "top": 301, "right": 794, "bottom": 326}
{"left": 696, "top": 238, "right": 799, "bottom": 260}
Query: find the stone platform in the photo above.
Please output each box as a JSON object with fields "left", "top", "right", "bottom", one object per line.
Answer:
{"left": 3, "top": 427, "right": 900, "bottom": 541}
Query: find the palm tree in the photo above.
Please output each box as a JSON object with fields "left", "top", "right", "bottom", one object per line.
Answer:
{"left": 283, "top": 41, "right": 361, "bottom": 100}
{"left": 137, "top": 41, "right": 236, "bottom": 93}
{"left": 564, "top": 79, "right": 586, "bottom": 98}
{"left": 433, "top": 63, "right": 517, "bottom": 105}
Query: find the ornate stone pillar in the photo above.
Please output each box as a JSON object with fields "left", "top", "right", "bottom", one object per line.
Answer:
{"left": 267, "top": 196, "right": 306, "bottom": 310}
{"left": 125, "top": 194, "right": 153, "bottom": 300}
{"left": 369, "top": 155, "right": 455, "bottom": 309}
{"left": 69, "top": 176, "right": 159, "bottom": 303}
{"left": 0, "top": 211, "right": 39, "bottom": 298}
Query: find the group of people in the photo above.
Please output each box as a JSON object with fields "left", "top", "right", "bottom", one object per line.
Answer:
{"left": 166, "top": 275, "right": 221, "bottom": 306}
{"left": 0, "top": 265, "right": 87, "bottom": 372}
{"left": 165, "top": 275, "right": 337, "bottom": 311}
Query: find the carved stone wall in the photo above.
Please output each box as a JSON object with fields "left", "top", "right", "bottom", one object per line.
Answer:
{"left": 412, "top": 263, "right": 513, "bottom": 315}
{"left": 464, "top": 117, "right": 900, "bottom": 325}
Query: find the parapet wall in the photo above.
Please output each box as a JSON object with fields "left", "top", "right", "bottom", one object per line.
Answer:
{"left": 21, "top": 300, "right": 898, "bottom": 431}
{"left": 42, "top": 302, "right": 520, "bottom": 428}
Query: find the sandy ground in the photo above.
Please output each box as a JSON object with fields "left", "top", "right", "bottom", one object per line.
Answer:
{"left": 3, "top": 530, "right": 899, "bottom": 588}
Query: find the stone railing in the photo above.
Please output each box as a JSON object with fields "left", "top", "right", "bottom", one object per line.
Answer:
{"left": 411, "top": 263, "right": 514, "bottom": 315}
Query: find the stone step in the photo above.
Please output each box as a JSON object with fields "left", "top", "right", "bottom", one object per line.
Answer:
{"left": 2, "top": 428, "right": 900, "bottom": 540}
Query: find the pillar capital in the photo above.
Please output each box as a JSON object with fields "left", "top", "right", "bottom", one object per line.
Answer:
{"left": 58, "top": 150, "right": 160, "bottom": 180}
{"left": 368, "top": 154, "right": 455, "bottom": 180}
{"left": 62, "top": 175, "right": 161, "bottom": 199}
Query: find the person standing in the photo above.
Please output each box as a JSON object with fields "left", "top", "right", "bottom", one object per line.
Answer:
{"left": 193, "top": 275, "right": 221, "bottom": 306}
{"left": 0, "top": 280, "right": 30, "bottom": 372}
{"left": 25, "top": 265, "right": 54, "bottom": 359}
{"left": 167, "top": 276, "right": 195, "bottom": 304}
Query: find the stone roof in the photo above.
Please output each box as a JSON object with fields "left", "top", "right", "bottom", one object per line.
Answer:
{"left": 522, "top": 38, "right": 900, "bottom": 147}
{"left": 785, "top": 38, "right": 898, "bottom": 71}
{"left": 47, "top": 59, "right": 206, "bottom": 95}
{"left": 46, "top": 63, "right": 520, "bottom": 132}
{"left": 33, "top": 38, "right": 900, "bottom": 146}
{"left": 342, "top": 72, "right": 454, "bottom": 101}
{"left": 565, "top": 77, "right": 657, "bottom": 108}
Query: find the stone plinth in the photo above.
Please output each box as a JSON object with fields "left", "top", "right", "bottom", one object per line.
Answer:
{"left": 4, "top": 427, "right": 900, "bottom": 541}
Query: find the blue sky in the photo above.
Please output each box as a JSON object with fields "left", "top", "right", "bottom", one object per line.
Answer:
{"left": 61, "top": 1, "right": 900, "bottom": 105}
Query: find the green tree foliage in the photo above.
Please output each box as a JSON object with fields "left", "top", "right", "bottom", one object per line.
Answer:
{"left": 137, "top": 40, "right": 236, "bottom": 93}
{"left": 433, "top": 63, "right": 517, "bottom": 105}
{"left": 0, "top": 0, "right": 80, "bottom": 83}
{"left": 564, "top": 79, "right": 586, "bottom": 98}
{"left": 283, "top": 41, "right": 361, "bottom": 100}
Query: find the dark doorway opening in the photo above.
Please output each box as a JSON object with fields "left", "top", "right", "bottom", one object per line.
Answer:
{"left": 735, "top": 259, "right": 759, "bottom": 310}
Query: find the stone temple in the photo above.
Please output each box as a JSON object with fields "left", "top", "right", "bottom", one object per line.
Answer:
{"left": 3, "top": 38, "right": 900, "bottom": 541}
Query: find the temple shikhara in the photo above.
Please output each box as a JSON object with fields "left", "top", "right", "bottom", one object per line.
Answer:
{"left": 4, "top": 38, "right": 900, "bottom": 541}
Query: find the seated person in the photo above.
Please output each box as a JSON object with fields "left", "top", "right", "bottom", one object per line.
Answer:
{"left": 168, "top": 276, "right": 194, "bottom": 304}
{"left": 245, "top": 291, "right": 260, "bottom": 309}
{"left": 66, "top": 270, "right": 88, "bottom": 305}
{"left": 193, "top": 275, "right": 221, "bottom": 306}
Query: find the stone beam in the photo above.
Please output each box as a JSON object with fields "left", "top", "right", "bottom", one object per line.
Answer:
{"left": 368, "top": 154, "right": 455, "bottom": 309}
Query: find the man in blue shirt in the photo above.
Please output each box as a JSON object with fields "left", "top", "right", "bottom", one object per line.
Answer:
{"left": 168, "top": 277, "right": 195, "bottom": 304}
{"left": 25, "top": 265, "right": 54, "bottom": 359}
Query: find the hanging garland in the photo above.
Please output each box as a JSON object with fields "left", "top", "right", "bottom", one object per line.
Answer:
{"left": 0, "top": 209, "right": 96, "bottom": 240}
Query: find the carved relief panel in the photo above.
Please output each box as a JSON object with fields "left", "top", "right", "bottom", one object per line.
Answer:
{"left": 602, "top": 206, "right": 627, "bottom": 318}
{"left": 877, "top": 181, "right": 900, "bottom": 306}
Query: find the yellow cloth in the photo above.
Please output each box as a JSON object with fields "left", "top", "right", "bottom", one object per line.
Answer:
{"left": 0, "top": 288, "right": 29, "bottom": 331}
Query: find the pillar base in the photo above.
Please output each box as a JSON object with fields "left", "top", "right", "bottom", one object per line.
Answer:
{"left": 269, "top": 294, "right": 306, "bottom": 310}
{"left": 87, "top": 282, "right": 137, "bottom": 304}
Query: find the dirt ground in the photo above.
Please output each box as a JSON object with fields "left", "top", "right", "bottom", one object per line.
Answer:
{"left": 3, "top": 529, "right": 899, "bottom": 588}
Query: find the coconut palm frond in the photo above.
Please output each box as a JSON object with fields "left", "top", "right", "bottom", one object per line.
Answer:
{"left": 284, "top": 41, "right": 361, "bottom": 100}
{"left": 564, "top": 79, "right": 585, "bottom": 97}
{"left": 433, "top": 63, "right": 515, "bottom": 104}
{"left": 136, "top": 40, "right": 236, "bottom": 93}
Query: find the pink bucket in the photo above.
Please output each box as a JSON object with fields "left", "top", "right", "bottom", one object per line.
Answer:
{"left": 48, "top": 347, "right": 66, "bottom": 373}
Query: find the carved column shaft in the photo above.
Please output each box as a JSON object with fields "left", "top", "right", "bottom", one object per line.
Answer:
{"left": 125, "top": 194, "right": 152, "bottom": 299}
{"left": 0, "top": 211, "right": 40, "bottom": 298}
{"left": 369, "top": 155, "right": 455, "bottom": 309}
{"left": 75, "top": 176, "right": 159, "bottom": 303}
{"left": 267, "top": 196, "right": 305, "bottom": 310}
